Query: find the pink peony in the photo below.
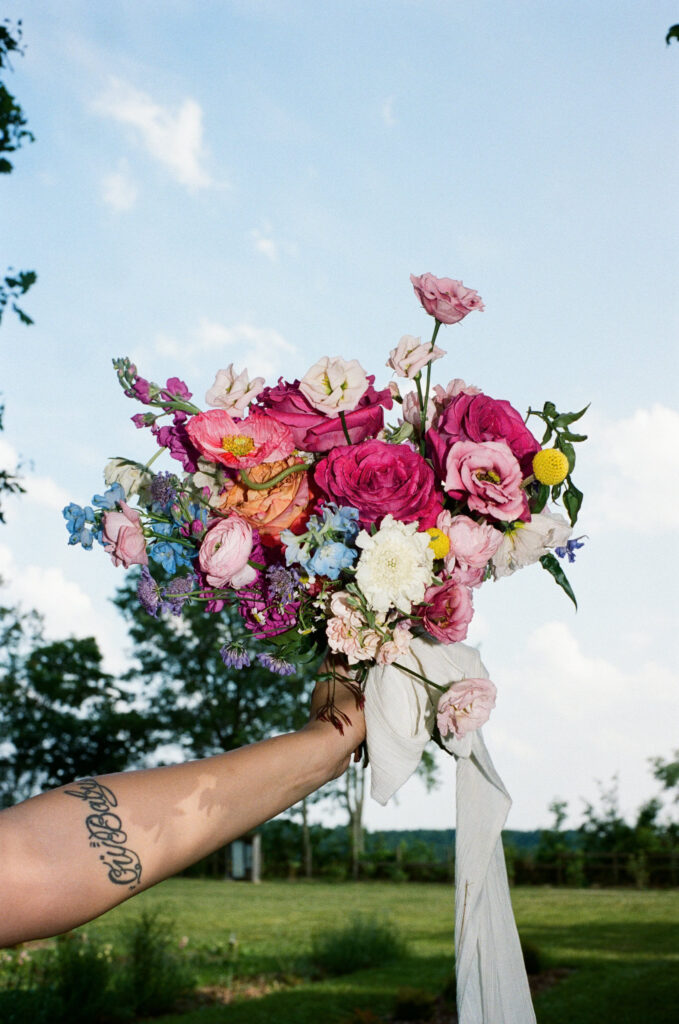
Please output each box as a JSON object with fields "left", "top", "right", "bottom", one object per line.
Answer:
{"left": 437, "top": 511, "right": 503, "bottom": 585}
{"left": 314, "top": 439, "right": 442, "bottom": 529}
{"left": 257, "top": 375, "right": 392, "bottom": 452}
{"left": 410, "top": 273, "right": 484, "bottom": 324}
{"left": 443, "top": 440, "right": 528, "bottom": 522}
{"left": 437, "top": 678, "right": 497, "bottom": 740}
{"left": 198, "top": 515, "right": 257, "bottom": 589}
{"left": 419, "top": 579, "right": 474, "bottom": 644}
{"left": 185, "top": 409, "right": 294, "bottom": 469}
{"left": 102, "top": 502, "right": 148, "bottom": 568}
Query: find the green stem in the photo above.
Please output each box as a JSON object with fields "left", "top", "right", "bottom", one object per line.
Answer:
{"left": 144, "top": 448, "right": 164, "bottom": 470}
{"left": 422, "top": 319, "right": 442, "bottom": 429}
{"left": 238, "top": 463, "right": 308, "bottom": 491}
{"left": 392, "top": 660, "right": 448, "bottom": 692}
{"left": 339, "top": 410, "right": 352, "bottom": 445}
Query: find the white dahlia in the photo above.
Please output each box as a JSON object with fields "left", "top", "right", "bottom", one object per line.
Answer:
{"left": 355, "top": 514, "right": 434, "bottom": 614}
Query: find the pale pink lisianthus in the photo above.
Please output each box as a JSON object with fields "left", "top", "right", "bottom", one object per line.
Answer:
{"left": 410, "top": 273, "right": 484, "bottom": 324}
{"left": 102, "top": 502, "right": 148, "bottom": 568}
{"left": 443, "top": 440, "right": 528, "bottom": 522}
{"left": 198, "top": 515, "right": 257, "bottom": 589}
{"left": 205, "top": 365, "right": 265, "bottom": 414}
{"left": 436, "top": 511, "right": 503, "bottom": 586}
{"left": 299, "top": 356, "right": 369, "bottom": 415}
{"left": 375, "top": 623, "right": 413, "bottom": 665}
{"left": 387, "top": 335, "right": 445, "bottom": 379}
{"left": 419, "top": 580, "right": 474, "bottom": 644}
{"left": 185, "top": 409, "right": 294, "bottom": 469}
{"left": 432, "top": 378, "right": 482, "bottom": 410}
{"left": 437, "top": 678, "right": 497, "bottom": 740}
{"left": 401, "top": 389, "right": 436, "bottom": 432}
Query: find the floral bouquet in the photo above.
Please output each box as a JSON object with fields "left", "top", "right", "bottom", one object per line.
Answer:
{"left": 64, "top": 272, "right": 587, "bottom": 740}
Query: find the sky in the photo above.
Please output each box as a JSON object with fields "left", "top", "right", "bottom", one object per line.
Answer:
{"left": 1, "top": 0, "right": 678, "bottom": 832}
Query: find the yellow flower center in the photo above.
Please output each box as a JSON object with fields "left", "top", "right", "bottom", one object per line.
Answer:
{"left": 532, "top": 448, "right": 569, "bottom": 486}
{"left": 476, "top": 469, "right": 501, "bottom": 484}
{"left": 221, "top": 434, "right": 255, "bottom": 457}
{"left": 426, "top": 527, "right": 450, "bottom": 559}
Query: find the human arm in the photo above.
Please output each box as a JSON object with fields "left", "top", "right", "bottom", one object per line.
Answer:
{"left": 0, "top": 671, "right": 363, "bottom": 947}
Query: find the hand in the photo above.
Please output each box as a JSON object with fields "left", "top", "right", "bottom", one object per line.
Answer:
{"left": 308, "top": 655, "right": 366, "bottom": 779}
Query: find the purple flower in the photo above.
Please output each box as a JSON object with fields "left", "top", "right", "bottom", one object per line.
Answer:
{"left": 257, "top": 652, "right": 296, "bottom": 676}
{"left": 555, "top": 537, "right": 586, "bottom": 563}
{"left": 162, "top": 377, "right": 192, "bottom": 402}
{"left": 150, "top": 472, "right": 178, "bottom": 509}
{"left": 137, "top": 566, "right": 161, "bottom": 616}
{"left": 153, "top": 422, "right": 202, "bottom": 473}
{"left": 160, "top": 573, "right": 196, "bottom": 616}
{"left": 220, "top": 642, "right": 251, "bottom": 669}
{"left": 266, "top": 565, "right": 300, "bottom": 605}
{"left": 132, "top": 378, "right": 152, "bottom": 404}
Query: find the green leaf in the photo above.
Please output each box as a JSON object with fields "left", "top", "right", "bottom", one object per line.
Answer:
{"left": 541, "top": 424, "right": 553, "bottom": 446}
{"left": 543, "top": 401, "right": 557, "bottom": 417}
{"left": 540, "top": 554, "right": 577, "bottom": 609}
{"left": 553, "top": 404, "right": 590, "bottom": 428}
{"left": 530, "top": 482, "right": 550, "bottom": 514}
{"left": 387, "top": 420, "right": 414, "bottom": 444}
{"left": 551, "top": 483, "right": 563, "bottom": 501}
{"left": 563, "top": 482, "right": 584, "bottom": 526}
{"left": 560, "top": 430, "right": 588, "bottom": 443}
{"left": 557, "top": 439, "right": 576, "bottom": 472}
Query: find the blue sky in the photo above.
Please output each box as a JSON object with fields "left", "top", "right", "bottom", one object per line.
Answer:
{"left": 1, "top": 0, "right": 678, "bottom": 830}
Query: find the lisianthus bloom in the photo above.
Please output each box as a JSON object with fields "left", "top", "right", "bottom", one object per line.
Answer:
{"left": 387, "top": 335, "right": 445, "bottom": 379}
{"left": 375, "top": 622, "right": 413, "bottom": 665}
{"left": 355, "top": 515, "right": 434, "bottom": 614}
{"left": 315, "top": 439, "right": 442, "bottom": 529}
{"left": 401, "top": 389, "right": 436, "bottom": 432}
{"left": 101, "top": 502, "right": 148, "bottom": 568}
{"left": 492, "top": 509, "right": 572, "bottom": 578}
{"left": 198, "top": 514, "right": 257, "bottom": 589}
{"left": 436, "top": 511, "right": 503, "bottom": 586}
{"left": 192, "top": 457, "right": 230, "bottom": 509}
{"left": 419, "top": 579, "right": 474, "bottom": 644}
{"left": 185, "top": 409, "right": 294, "bottom": 469}
{"left": 437, "top": 678, "right": 497, "bottom": 740}
{"left": 220, "top": 456, "right": 313, "bottom": 542}
{"left": 444, "top": 440, "right": 528, "bottom": 522}
{"left": 205, "top": 364, "right": 265, "bottom": 415}
{"left": 299, "top": 356, "right": 369, "bottom": 414}
{"left": 104, "top": 458, "right": 152, "bottom": 499}
{"left": 410, "top": 273, "right": 484, "bottom": 324}
{"left": 257, "top": 375, "right": 392, "bottom": 452}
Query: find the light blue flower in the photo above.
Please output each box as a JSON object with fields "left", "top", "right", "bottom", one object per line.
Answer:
{"left": 150, "top": 540, "right": 193, "bottom": 574}
{"left": 308, "top": 541, "right": 356, "bottom": 580}
{"left": 92, "top": 483, "right": 126, "bottom": 510}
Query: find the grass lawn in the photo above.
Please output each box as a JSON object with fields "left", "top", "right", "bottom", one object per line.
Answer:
{"left": 34, "top": 882, "right": 679, "bottom": 1022}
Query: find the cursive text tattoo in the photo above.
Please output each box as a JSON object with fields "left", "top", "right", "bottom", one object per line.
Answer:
{"left": 64, "top": 777, "right": 142, "bottom": 890}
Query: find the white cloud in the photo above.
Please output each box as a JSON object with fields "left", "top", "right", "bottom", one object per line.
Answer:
{"left": 0, "top": 436, "right": 20, "bottom": 473}
{"left": 153, "top": 317, "right": 300, "bottom": 381}
{"left": 94, "top": 78, "right": 214, "bottom": 189}
{"left": 251, "top": 228, "right": 278, "bottom": 262}
{"left": 101, "top": 160, "right": 138, "bottom": 210}
{"left": 381, "top": 96, "right": 396, "bottom": 126}
{"left": 0, "top": 437, "right": 70, "bottom": 512}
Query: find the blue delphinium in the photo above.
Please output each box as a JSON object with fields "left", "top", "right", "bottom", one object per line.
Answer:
{"left": 91, "top": 483, "right": 126, "bottom": 510}
{"left": 63, "top": 502, "right": 96, "bottom": 548}
{"left": 308, "top": 541, "right": 356, "bottom": 580}
{"left": 555, "top": 537, "right": 586, "bottom": 563}
{"left": 280, "top": 502, "right": 360, "bottom": 577}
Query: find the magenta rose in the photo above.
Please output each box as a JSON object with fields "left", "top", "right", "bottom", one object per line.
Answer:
{"left": 314, "top": 439, "right": 442, "bottom": 529}
{"left": 102, "top": 502, "right": 148, "bottom": 568}
{"left": 437, "top": 678, "right": 497, "bottom": 740}
{"left": 419, "top": 580, "right": 474, "bottom": 643}
{"left": 198, "top": 515, "right": 257, "bottom": 590}
{"left": 444, "top": 440, "right": 528, "bottom": 522}
{"left": 410, "top": 273, "right": 484, "bottom": 324}
{"left": 257, "top": 376, "right": 392, "bottom": 453}
{"left": 427, "top": 391, "right": 541, "bottom": 478}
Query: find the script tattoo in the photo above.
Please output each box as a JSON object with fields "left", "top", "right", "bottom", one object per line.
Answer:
{"left": 64, "top": 777, "right": 142, "bottom": 890}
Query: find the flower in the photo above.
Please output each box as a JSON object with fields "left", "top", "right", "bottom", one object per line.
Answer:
{"left": 387, "top": 335, "right": 445, "bottom": 379}
{"left": 257, "top": 376, "right": 392, "bottom": 452}
{"left": 220, "top": 456, "right": 313, "bottom": 541}
{"left": 186, "top": 409, "right": 294, "bottom": 469}
{"left": 426, "top": 527, "right": 450, "bottom": 559}
{"left": 104, "top": 459, "right": 152, "bottom": 498}
{"left": 198, "top": 515, "right": 258, "bottom": 589}
{"left": 149, "top": 472, "right": 178, "bottom": 510}
{"left": 437, "top": 678, "right": 497, "bottom": 739}
{"left": 492, "top": 509, "right": 572, "bottom": 578}
{"left": 355, "top": 515, "right": 434, "bottom": 614}
{"left": 160, "top": 574, "right": 196, "bottom": 616}
{"left": 238, "top": 568, "right": 300, "bottom": 638}
{"left": 419, "top": 580, "right": 474, "bottom": 643}
{"left": 63, "top": 502, "right": 96, "bottom": 548}
{"left": 314, "top": 439, "right": 442, "bottom": 529}
{"left": 101, "top": 502, "right": 148, "bottom": 568}
{"left": 192, "top": 458, "right": 230, "bottom": 509}
{"left": 137, "top": 566, "right": 161, "bottom": 616}
{"left": 308, "top": 541, "right": 357, "bottom": 580}
{"left": 220, "top": 642, "right": 251, "bottom": 669}
{"left": 375, "top": 622, "right": 413, "bottom": 665}
{"left": 532, "top": 448, "right": 570, "bottom": 486}
{"left": 401, "top": 389, "right": 436, "bottom": 432}
{"left": 555, "top": 536, "right": 586, "bottom": 563}
{"left": 257, "top": 652, "right": 296, "bottom": 676}
{"left": 410, "top": 273, "right": 484, "bottom": 324}
{"left": 436, "top": 511, "right": 502, "bottom": 586}
{"left": 153, "top": 421, "right": 202, "bottom": 473}
{"left": 206, "top": 365, "right": 265, "bottom": 414}
{"left": 299, "top": 356, "right": 369, "bottom": 414}
{"left": 443, "top": 440, "right": 528, "bottom": 522}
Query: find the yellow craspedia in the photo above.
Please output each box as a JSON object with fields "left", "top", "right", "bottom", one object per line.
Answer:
{"left": 426, "top": 527, "right": 450, "bottom": 559}
{"left": 532, "top": 448, "right": 569, "bottom": 486}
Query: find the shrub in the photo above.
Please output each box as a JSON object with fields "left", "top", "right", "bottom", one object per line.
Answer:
{"left": 310, "top": 913, "right": 408, "bottom": 976}
{"left": 116, "top": 908, "right": 195, "bottom": 1016}
{"left": 393, "top": 986, "right": 436, "bottom": 1020}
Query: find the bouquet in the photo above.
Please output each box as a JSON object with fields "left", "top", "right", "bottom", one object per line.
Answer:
{"left": 64, "top": 272, "right": 587, "bottom": 739}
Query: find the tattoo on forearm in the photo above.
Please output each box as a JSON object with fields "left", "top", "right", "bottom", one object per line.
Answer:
{"left": 64, "top": 777, "right": 142, "bottom": 890}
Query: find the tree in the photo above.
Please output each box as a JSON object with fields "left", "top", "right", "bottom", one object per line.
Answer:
{"left": 650, "top": 750, "right": 679, "bottom": 802}
{"left": 0, "top": 401, "right": 24, "bottom": 523}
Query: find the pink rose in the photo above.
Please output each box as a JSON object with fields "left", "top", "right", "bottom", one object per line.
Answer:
{"left": 314, "top": 439, "right": 442, "bottom": 529}
{"left": 437, "top": 678, "right": 497, "bottom": 740}
{"left": 198, "top": 515, "right": 257, "bottom": 589}
{"left": 427, "top": 391, "right": 541, "bottom": 479}
{"left": 437, "top": 511, "right": 503, "bottom": 585}
{"left": 444, "top": 440, "right": 528, "bottom": 522}
{"left": 257, "top": 376, "right": 393, "bottom": 453}
{"left": 410, "top": 273, "right": 484, "bottom": 324}
{"left": 102, "top": 502, "right": 148, "bottom": 568}
{"left": 185, "top": 409, "right": 294, "bottom": 469}
{"left": 419, "top": 580, "right": 474, "bottom": 643}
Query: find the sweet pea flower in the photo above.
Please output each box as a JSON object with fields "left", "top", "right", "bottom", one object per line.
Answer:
{"left": 101, "top": 502, "right": 148, "bottom": 568}
{"left": 387, "top": 335, "right": 445, "bottom": 379}
{"left": 437, "top": 678, "right": 497, "bottom": 740}
{"left": 299, "top": 356, "right": 369, "bottom": 415}
{"left": 411, "top": 273, "right": 484, "bottom": 324}
{"left": 206, "top": 365, "right": 265, "bottom": 414}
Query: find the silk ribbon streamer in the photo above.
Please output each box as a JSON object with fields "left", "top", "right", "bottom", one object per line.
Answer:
{"left": 364, "top": 635, "right": 536, "bottom": 1024}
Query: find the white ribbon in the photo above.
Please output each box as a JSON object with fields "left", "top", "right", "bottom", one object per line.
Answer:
{"left": 364, "top": 635, "right": 536, "bottom": 1024}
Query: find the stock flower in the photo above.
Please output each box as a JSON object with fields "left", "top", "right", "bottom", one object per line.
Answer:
{"left": 410, "top": 273, "right": 484, "bottom": 324}
{"left": 186, "top": 409, "right": 294, "bottom": 469}
{"left": 387, "top": 335, "right": 445, "bottom": 379}
{"left": 206, "top": 365, "right": 265, "bottom": 414}
{"left": 198, "top": 515, "right": 258, "bottom": 589}
{"left": 101, "top": 502, "right": 148, "bottom": 568}
{"left": 443, "top": 440, "right": 528, "bottom": 522}
{"left": 220, "top": 456, "right": 313, "bottom": 541}
{"left": 437, "top": 678, "right": 497, "bottom": 740}
{"left": 355, "top": 515, "right": 434, "bottom": 614}
{"left": 492, "top": 510, "right": 572, "bottom": 578}
{"left": 299, "top": 356, "right": 369, "bottom": 414}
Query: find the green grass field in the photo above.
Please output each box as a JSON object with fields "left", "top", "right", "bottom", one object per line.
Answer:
{"left": 60, "top": 881, "right": 679, "bottom": 1022}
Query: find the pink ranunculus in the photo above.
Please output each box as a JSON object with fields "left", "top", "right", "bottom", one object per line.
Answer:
{"left": 444, "top": 440, "right": 528, "bottom": 522}
{"left": 437, "top": 678, "right": 497, "bottom": 740}
{"left": 257, "top": 376, "right": 393, "bottom": 453}
{"left": 185, "top": 409, "right": 294, "bottom": 469}
{"left": 198, "top": 515, "right": 257, "bottom": 589}
{"left": 314, "top": 439, "right": 442, "bottom": 529}
{"left": 410, "top": 273, "right": 484, "bottom": 324}
{"left": 437, "top": 511, "right": 503, "bottom": 584}
{"left": 387, "top": 335, "right": 445, "bottom": 379}
{"left": 419, "top": 580, "right": 474, "bottom": 644}
{"left": 427, "top": 391, "right": 541, "bottom": 479}
{"left": 102, "top": 502, "right": 148, "bottom": 568}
